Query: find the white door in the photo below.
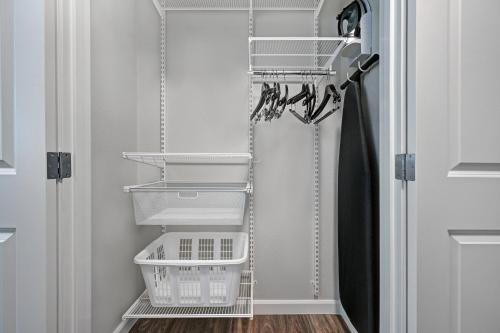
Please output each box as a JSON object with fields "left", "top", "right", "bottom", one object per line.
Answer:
{"left": 0, "top": 0, "right": 55, "bottom": 332}
{"left": 408, "top": 0, "right": 500, "bottom": 332}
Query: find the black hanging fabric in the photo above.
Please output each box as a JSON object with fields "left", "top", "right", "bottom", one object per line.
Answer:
{"left": 338, "top": 81, "right": 379, "bottom": 333}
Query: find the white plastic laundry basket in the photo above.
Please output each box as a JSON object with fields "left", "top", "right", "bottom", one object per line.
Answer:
{"left": 128, "top": 182, "right": 248, "bottom": 225}
{"left": 135, "top": 232, "right": 249, "bottom": 307}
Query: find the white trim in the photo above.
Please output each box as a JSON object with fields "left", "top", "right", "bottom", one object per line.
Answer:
{"left": 0, "top": 167, "right": 15, "bottom": 175}
{"left": 112, "top": 319, "right": 138, "bottom": 333}
{"left": 379, "top": 0, "right": 408, "bottom": 332}
{"left": 338, "top": 303, "right": 358, "bottom": 333}
{"left": 406, "top": 0, "right": 417, "bottom": 332}
{"left": 448, "top": 163, "right": 500, "bottom": 178}
{"left": 54, "top": 0, "right": 92, "bottom": 331}
{"left": 448, "top": 170, "right": 500, "bottom": 178}
{"left": 0, "top": 161, "right": 15, "bottom": 175}
{"left": 253, "top": 299, "right": 338, "bottom": 315}
{"left": 73, "top": 0, "right": 92, "bottom": 331}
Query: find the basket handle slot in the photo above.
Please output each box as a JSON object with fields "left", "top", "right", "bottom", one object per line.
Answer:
{"left": 177, "top": 191, "right": 199, "bottom": 199}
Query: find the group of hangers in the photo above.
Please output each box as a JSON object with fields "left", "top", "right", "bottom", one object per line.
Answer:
{"left": 251, "top": 71, "right": 342, "bottom": 125}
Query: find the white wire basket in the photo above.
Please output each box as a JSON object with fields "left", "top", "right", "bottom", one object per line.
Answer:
{"left": 126, "top": 181, "right": 249, "bottom": 225}
{"left": 135, "top": 232, "right": 249, "bottom": 307}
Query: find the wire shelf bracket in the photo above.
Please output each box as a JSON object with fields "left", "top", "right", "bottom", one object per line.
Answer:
{"left": 122, "top": 271, "right": 254, "bottom": 319}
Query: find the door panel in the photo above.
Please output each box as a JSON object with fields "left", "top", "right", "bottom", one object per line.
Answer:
{"left": 450, "top": 233, "right": 500, "bottom": 333}
{"left": 0, "top": 0, "right": 51, "bottom": 332}
{"left": 449, "top": 0, "right": 500, "bottom": 169}
{"left": 410, "top": 0, "right": 500, "bottom": 332}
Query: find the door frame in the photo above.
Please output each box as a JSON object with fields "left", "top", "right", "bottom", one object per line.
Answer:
{"left": 61, "top": 1, "right": 408, "bottom": 332}
{"left": 50, "top": 0, "right": 92, "bottom": 332}
{"left": 379, "top": 0, "right": 408, "bottom": 332}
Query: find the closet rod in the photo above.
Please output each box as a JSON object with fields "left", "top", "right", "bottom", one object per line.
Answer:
{"left": 248, "top": 70, "right": 336, "bottom": 76}
{"left": 340, "top": 53, "right": 379, "bottom": 90}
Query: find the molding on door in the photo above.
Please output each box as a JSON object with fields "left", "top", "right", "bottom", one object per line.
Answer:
{"left": 0, "top": 168, "right": 15, "bottom": 175}
{"left": 448, "top": 163, "right": 500, "bottom": 178}
{"left": 447, "top": 0, "right": 500, "bottom": 174}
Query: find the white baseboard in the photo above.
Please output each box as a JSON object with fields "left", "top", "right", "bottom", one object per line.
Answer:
{"left": 254, "top": 299, "right": 338, "bottom": 315}
{"left": 338, "top": 303, "right": 358, "bottom": 333}
{"left": 113, "top": 318, "right": 137, "bottom": 333}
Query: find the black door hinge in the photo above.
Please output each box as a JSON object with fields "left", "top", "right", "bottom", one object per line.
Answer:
{"left": 47, "top": 152, "right": 72, "bottom": 181}
{"left": 395, "top": 154, "right": 415, "bottom": 181}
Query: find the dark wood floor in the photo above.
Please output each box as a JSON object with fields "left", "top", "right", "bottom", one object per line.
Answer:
{"left": 130, "top": 315, "right": 349, "bottom": 333}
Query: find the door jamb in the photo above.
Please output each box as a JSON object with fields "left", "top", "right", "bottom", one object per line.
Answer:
{"left": 53, "top": 0, "right": 92, "bottom": 332}
{"left": 379, "top": 0, "right": 408, "bottom": 332}
{"left": 60, "top": 0, "right": 410, "bottom": 332}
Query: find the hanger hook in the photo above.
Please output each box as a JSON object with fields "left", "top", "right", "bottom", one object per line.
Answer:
{"left": 346, "top": 71, "right": 355, "bottom": 83}
{"left": 358, "top": 61, "right": 367, "bottom": 73}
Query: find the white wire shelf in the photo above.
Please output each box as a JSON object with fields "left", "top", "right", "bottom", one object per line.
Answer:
{"left": 249, "top": 37, "right": 360, "bottom": 72}
{"left": 122, "top": 152, "right": 253, "bottom": 168}
{"left": 122, "top": 270, "right": 253, "bottom": 319}
{"left": 151, "top": 0, "right": 323, "bottom": 12}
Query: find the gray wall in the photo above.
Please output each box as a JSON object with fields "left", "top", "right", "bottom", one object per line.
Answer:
{"left": 91, "top": 1, "right": 160, "bottom": 332}
{"left": 91, "top": 1, "right": 379, "bottom": 331}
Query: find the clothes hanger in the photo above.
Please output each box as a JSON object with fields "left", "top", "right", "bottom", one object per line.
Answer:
{"left": 312, "top": 73, "right": 339, "bottom": 124}
{"left": 276, "top": 85, "right": 289, "bottom": 118}
{"left": 303, "top": 73, "right": 316, "bottom": 122}
{"left": 251, "top": 81, "right": 271, "bottom": 121}
{"left": 267, "top": 73, "right": 281, "bottom": 121}
{"left": 310, "top": 84, "right": 341, "bottom": 121}
{"left": 275, "top": 71, "right": 289, "bottom": 119}
{"left": 289, "top": 107, "right": 309, "bottom": 124}
{"left": 287, "top": 79, "right": 309, "bottom": 105}
{"left": 313, "top": 106, "right": 340, "bottom": 124}
{"left": 264, "top": 82, "right": 277, "bottom": 121}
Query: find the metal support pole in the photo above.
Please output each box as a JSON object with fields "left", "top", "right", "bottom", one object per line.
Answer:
{"left": 160, "top": 4, "right": 167, "bottom": 233}
{"left": 312, "top": 9, "right": 321, "bottom": 299}
{"left": 248, "top": 0, "right": 256, "bottom": 274}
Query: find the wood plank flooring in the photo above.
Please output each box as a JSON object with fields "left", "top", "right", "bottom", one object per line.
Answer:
{"left": 129, "top": 315, "right": 349, "bottom": 333}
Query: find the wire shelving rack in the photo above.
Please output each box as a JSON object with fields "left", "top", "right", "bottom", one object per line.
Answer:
{"left": 249, "top": 37, "right": 360, "bottom": 72}
{"left": 150, "top": 0, "right": 325, "bottom": 14}
{"left": 123, "top": 271, "right": 253, "bottom": 319}
{"left": 121, "top": 0, "right": 355, "bottom": 321}
{"left": 122, "top": 152, "right": 252, "bottom": 168}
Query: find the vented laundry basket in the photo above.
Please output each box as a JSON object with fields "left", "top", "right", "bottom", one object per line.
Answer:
{"left": 127, "top": 182, "right": 248, "bottom": 225}
{"left": 135, "top": 232, "right": 249, "bottom": 307}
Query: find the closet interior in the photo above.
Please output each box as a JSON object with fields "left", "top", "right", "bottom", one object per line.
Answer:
{"left": 94, "top": 0, "right": 379, "bottom": 329}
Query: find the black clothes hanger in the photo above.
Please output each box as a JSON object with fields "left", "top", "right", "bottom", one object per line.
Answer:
{"left": 276, "top": 84, "right": 289, "bottom": 118}
{"left": 287, "top": 83, "right": 309, "bottom": 105}
{"left": 289, "top": 108, "right": 308, "bottom": 124}
{"left": 311, "top": 84, "right": 341, "bottom": 121}
{"left": 267, "top": 82, "right": 281, "bottom": 121}
{"left": 303, "top": 83, "right": 316, "bottom": 122}
{"left": 251, "top": 82, "right": 271, "bottom": 121}
{"left": 313, "top": 106, "right": 340, "bottom": 124}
